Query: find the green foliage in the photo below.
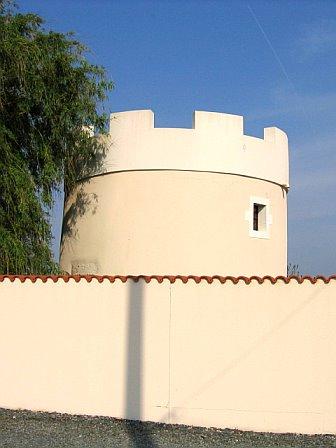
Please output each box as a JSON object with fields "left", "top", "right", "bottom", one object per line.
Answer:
{"left": 0, "top": 1, "right": 113, "bottom": 274}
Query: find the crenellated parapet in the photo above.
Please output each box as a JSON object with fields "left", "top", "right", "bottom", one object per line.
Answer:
{"left": 61, "top": 108, "right": 289, "bottom": 278}
{"left": 95, "top": 110, "right": 289, "bottom": 187}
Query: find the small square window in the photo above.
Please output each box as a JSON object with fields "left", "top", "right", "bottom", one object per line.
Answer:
{"left": 246, "top": 197, "right": 271, "bottom": 239}
{"left": 253, "top": 203, "right": 266, "bottom": 232}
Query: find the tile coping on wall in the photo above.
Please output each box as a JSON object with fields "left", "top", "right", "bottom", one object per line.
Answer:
{"left": 0, "top": 275, "right": 336, "bottom": 284}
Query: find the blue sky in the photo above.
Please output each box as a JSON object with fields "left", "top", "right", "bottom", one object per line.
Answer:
{"left": 20, "top": 0, "right": 336, "bottom": 275}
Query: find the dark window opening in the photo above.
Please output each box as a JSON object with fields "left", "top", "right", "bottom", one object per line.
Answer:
{"left": 253, "top": 204, "right": 259, "bottom": 231}
{"left": 253, "top": 203, "right": 266, "bottom": 232}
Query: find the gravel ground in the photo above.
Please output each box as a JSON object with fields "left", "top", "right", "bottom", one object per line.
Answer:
{"left": 0, "top": 408, "right": 335, "bottom": 448}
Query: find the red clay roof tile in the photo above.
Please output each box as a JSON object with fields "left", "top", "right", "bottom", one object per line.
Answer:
{"left": 0, "top": 274, "right": 335, "bottom": 284}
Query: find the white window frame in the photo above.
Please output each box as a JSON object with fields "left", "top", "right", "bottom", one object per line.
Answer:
{"left": 245, "top": 196, "right": 272, "bottom": 239}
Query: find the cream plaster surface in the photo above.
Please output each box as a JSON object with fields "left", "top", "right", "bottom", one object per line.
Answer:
{"left": 101, "top": 110, "right": 289, "bottom": 187}
{"left": 60, "top": 109, "right": 289, "bottom": 277}
{"left": 60, "top": 171, "right": 287, "bottom": 276}
{"left": 0, "top": 279, "right": 335, "bottom": 434}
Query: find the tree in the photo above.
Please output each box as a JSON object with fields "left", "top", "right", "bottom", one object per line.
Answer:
{"left": 0, "top": 1, "right": 113, "bottom": 274}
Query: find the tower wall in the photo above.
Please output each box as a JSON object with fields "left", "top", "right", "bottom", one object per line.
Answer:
{"left": 60, "top": 110, "right": 289, "bottom": 276}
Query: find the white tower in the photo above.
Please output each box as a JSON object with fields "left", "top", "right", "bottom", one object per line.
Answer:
{"left": 60, "top": 110, "right": 289, "bottom": 276}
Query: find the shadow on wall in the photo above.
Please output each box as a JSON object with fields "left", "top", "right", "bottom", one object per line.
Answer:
{"left": 61, "top": 186, "right": 98, "bottom": 241}
{"left": 125, "top": 280, "right": 155, "bottom": 447}
{"left": 60, "top": 137, "right": 108, "bottom": 259}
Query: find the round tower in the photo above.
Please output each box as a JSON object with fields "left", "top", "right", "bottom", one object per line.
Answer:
{"left": 60, "top": 110, "right": 289, "bottom": 276}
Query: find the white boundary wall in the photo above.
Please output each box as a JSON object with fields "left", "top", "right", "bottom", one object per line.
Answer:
{"left": 0, "top": 277, "right": 335, "bottom": 434}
